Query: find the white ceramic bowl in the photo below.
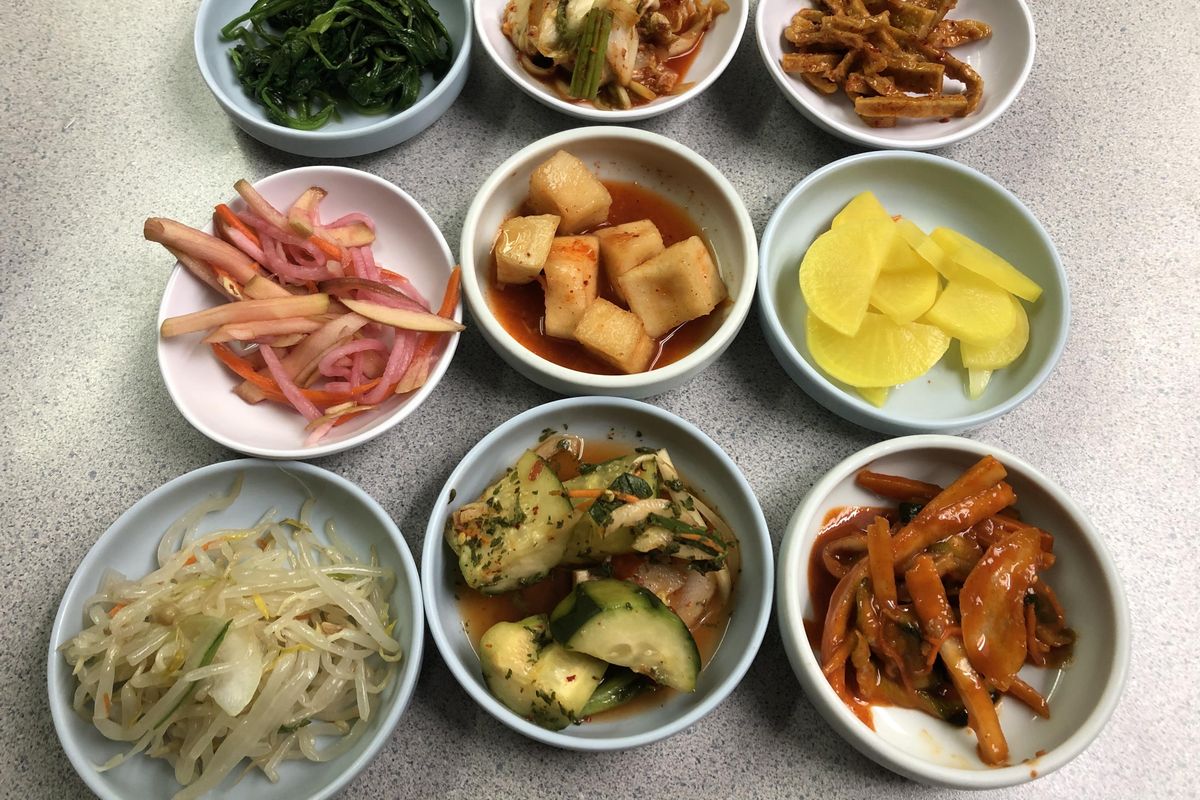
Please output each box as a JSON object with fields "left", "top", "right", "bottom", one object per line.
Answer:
{"left": 756, "top": 0, "right": 1035, "bottom": 150}
{"left": 48, "top": 459, "right": 425, "bottom": 800}
{"left": 776, "top": 435, "right": 1129, "bottom": 788}
{"left": 422, "top": 396, "right": 773, "bottom": 749}
{"left": 475, "top": 0, "right": 747, "bottom": 121}
{"left": 758, "top": 150, "right": 1068, "bottom": 435}
{"left": 460, "top": 127, "right": 758, "bottom": 399}
{"left": 156, "top": 165, "right": 461, "bottom": 459}
{"left": 195, "top": 0, "right": 471, "bottom": 157}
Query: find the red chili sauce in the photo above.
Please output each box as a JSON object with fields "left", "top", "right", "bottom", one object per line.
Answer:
{"left": 487, "top": 180, "right": 729, "bottom": 375}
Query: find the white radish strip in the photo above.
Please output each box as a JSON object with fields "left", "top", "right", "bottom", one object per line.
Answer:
{"left": 234, "top": 179, "right": 290, "bottom": 234}
{"left": 287, "top": 187, "right": 326, "bottom": 236}
{"left": 260, "top": 346, "right": 321, "bottom": 422}
{"left": 160, "top": 294, "right": 329, "bottom": 338}
{"left": 340, "top": 298, "right": 464, "bottom": 332}
{"left": 144, "top": 218, "right": 265, "bottom": 287}
{"left": 240, "top": 274, "right": 292, "bottom": 300}
{"left": 164, "top": 245, "right": 239, "bottom": 300}
{"left": 304, "top": 419, "right": 336, "bottom": 447}
{"left": 203, "top": 318, "right": 324, "bottom": 343}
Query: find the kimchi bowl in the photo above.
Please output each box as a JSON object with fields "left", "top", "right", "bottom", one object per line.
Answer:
{"left": 475, "top": 0, "right": 749, "bottom": 121}
{"left": 422, "top": 396, "right": 773, "bottom": 749}
{"left": 776, "top": 435, "right": 1129, "bottom": 788}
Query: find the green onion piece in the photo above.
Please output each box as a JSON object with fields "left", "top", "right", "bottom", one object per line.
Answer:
{"left": 569, "top": 8, "right": 613, "bottom": 101}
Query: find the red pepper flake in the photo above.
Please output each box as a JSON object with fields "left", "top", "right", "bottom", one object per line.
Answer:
{"left": 566, "top": 674, "right": 576, "bottom": 682}
{"left": 529, "top": 460, "right": 544, "bottom": 481}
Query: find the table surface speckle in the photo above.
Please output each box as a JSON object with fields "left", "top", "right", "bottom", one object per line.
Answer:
{"left": 2, "top": 1, "right": 1197, "bottom": 798}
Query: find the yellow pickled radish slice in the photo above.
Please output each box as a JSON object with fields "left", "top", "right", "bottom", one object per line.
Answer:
{"left": 832, "top": 191, "right": 892, "bottom": 228}
{"left": 856, "top": 386, "right": 891, "bottom": 407}
{"left": 961, "top": 296, "right": 1030, "bottom": 369}
{"left": 897, "top": 218, "right": 955, "bottom": 277}
{"left": 967, "top": 367, "right": 993, "bottom": 399}
{"left": 929, "top": 227, "right": 1043, "bottom": 301}
{"left": 799, "top": 221, "right": 889, "bottom": 336}
{"left": 923, "top": 273, "right": 1016, "bottom": 345}
{"left": 870, "top": 259, "right": 940, "bottom": 324}
{"left": 806, "top": 311, "right": 950, "bottom": 387}
{"left": 967, "top": 368, "right": 993, "bottom": 400}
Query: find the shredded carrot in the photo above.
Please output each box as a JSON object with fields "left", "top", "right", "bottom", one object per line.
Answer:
{"left": 392, "top": 266, "right": 462, "bottom": 395}
{"left": 309, "top": 234, "right": 342, "bottom": 260}
{"left": 215, "top": 203, "right": 261, "bottom": 248}
{"left": 565, "top": 488, "right": 643, "bottom": 504}
{"left": 437, "top": 266, "right": 461, "bottom": 317}
{"left": 210, "top": 344, "right": 382, "bottom": 406}
{"left": 107, "top": 603, "right": 126, "bottom": 618}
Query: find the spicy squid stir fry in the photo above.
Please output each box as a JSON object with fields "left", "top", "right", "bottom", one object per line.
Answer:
{"left": 502, "top": 0, "right": 730, "bottom": 109}
{"left": 810, "top": 456, "right": 1074, "bottom": 766}
{"left": 60, "top": 476, "right": 402, "bottom": 799}
{"left": 445, "top": 432, "right": 738, "bottom": 729}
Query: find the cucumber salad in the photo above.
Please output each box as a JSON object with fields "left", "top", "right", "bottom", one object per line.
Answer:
{"left": 445, "top": 431, "right": 738, "bottom": 730}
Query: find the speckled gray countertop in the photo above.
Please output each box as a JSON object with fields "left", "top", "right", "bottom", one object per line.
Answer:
{"left": 2, "top": 1, "right": 1196, "bottom": 798}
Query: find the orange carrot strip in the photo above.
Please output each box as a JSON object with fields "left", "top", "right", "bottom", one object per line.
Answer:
{"left": 565, "top": 488, "right": 642, "bottom": 504}
{"left": 215, "top": 203, "right": 261, "bottom": 248}
{"left": 393, "top": 266, "right": 462, "bottom": 395}
{"left": 210, "top": 344, "right": 381, "bottom": 404}
{"left": 310, "top": 234, "right": 342, "bottom": 260}
{"left": 107, "top": 603, "right": 127, "bottom": 618}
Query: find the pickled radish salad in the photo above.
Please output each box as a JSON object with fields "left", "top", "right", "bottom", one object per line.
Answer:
{"left": 445, "top": 431, "right": 739, "bottom": 730}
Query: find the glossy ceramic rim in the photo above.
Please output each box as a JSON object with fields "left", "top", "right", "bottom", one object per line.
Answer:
{"left": 421, "top": 395, "right": 774, "bottom": 750}
{"left": 460, "top": 126, "right": 758, "bottom": 396}
{"left": 473, "top": 0, "right": 748, "bottom": 122}
{"left": 753, "top": 0, "right": 1036, "bottom": 150}
{"left": 757, "top": 150, "right": 1069, "bottom": 434}
{"left": 775, "top": 435, "right": 1130, "bottom": 789}
{"left": 194, "top": 0, "right": 472, "bottom": 145}
{"left": 155, "top": 165, "right": 460, "bottom": 460}
{"left": 47, "top": 458, "right": 425, "bottom": 800}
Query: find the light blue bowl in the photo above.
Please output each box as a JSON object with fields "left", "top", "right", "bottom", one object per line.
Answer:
{"left": 195, "top": 0, "right": 471, "bottom": 157}
{"left": 48, "top": 460, "right": 424, "bottom": 800}
{"left": 422, "top": 397, "right": 773, "bottom": 749}
{"left": 758, "top": 151, "right": 1069, "bottom": 435}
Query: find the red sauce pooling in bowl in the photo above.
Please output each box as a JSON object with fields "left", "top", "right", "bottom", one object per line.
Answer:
{"left": 487, "top": 180, "right": 729, "bottom": 375}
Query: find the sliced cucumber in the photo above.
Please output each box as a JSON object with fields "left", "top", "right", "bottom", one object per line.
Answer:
{"left": 549, "top": 578, "right": 700, "bottom": 692}
{"left": 581, "top": 667, "right": 654, "bottom": 717}
{"left": 153, "top": 615, "right": 231, "bottom": 729}
{"left": 445, "top": 450, "right": 576, "bottom": 593}
{"left": 479, "top": 614, "right": 608, "bottom": 731}
{"left": 562, "top": 455, "right": 659, "bottom": 564}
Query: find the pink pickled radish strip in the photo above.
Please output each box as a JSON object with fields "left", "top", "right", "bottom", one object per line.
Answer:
{"left": 364, "top": 331, "right": 419, "bottom": 405}
{"left": 318, "top": 339, "right": 387, "bottom": 378}
{"left": 259, "top": 345, "right": 321, "bottom": 421}
{"left": 222, "top": 226, "right": 268, "bottom": 267}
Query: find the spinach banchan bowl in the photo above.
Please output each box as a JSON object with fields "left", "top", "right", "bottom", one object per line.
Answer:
{"left": 422, "top": 397, "right": 773, "bottom": 749}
